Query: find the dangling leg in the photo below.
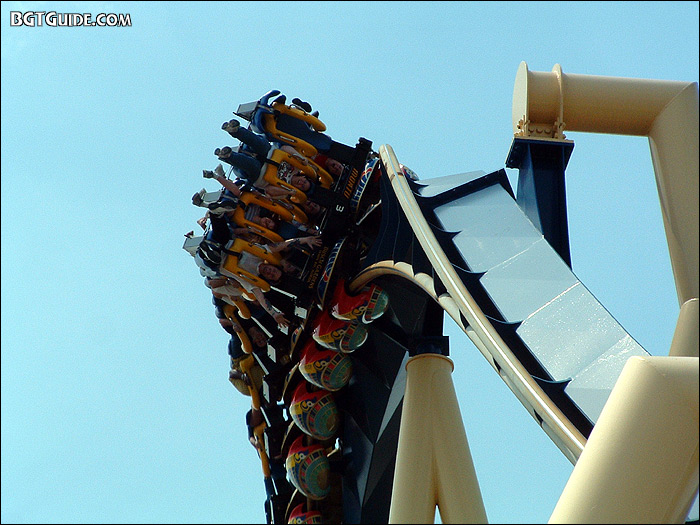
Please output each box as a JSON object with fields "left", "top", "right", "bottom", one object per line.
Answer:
{"left": 222, "top": 119, "right": 271, "bottom": 157}
{"left": 215, "top": 146, "right": 263, "bottom": 186}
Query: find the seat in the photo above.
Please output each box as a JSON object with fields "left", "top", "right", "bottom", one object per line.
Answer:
{"left": 260, "top": 148, "right": 332, "bottom": 205}
{"left": 277, "top": 149, "right": 333, "bottom": 188}
{"left": 232, "top": 191, "right": 308, "bottom": 243}
{"left": 220, "top": 238, "right": 282, "bottom": 292}
{"left": 260, "top": 102, "right": 326, "bottom": 158}
{"left": 221, "top": 290, "right": 253, "bottom": 319}
{"left": 223, "top": 304, "right": 254, "bottom": 355}
{"left": 244, "top": 90, "right": 327, "bottom": 159}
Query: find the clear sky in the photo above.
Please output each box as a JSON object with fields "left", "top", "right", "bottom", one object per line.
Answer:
{"left": 1, "top": 1, "right": 698, "bottom": 524}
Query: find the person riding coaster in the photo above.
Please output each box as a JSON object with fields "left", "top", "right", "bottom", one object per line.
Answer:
{"left": 220, "top": 235, "right": 323, "bottom": 330}
{"left": 245, "top": 89, "right": 327, "bottom": 159}
{"left": 259, "top": 147, "right": 333, "bottom": 205}
{"left": 232, "top": 191, "right": 309, "bottom": 244}
{"left": 220, "top": 238, "right": 284, "bottom": 293}
{"left": 238, "top": 89, "right": 356, "bottom": 164}
{"left": 215, "top": 142, "right": 331, "bottom": 204}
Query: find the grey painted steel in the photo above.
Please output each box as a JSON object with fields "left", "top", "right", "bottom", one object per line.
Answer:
{"left": 423, "top": 172, "right": 650, "bottom": 424}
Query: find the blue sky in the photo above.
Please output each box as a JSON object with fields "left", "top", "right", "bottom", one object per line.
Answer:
{"left": 1, "top": 1, "right": 697, "bottom": 523}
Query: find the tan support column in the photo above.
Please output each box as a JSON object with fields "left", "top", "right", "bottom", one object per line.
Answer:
{"left": 647, "top": 83, "right": 699, "bottom": 306}
{"left": 389, "top": 354, "right": 487, "bottom": 524}
{"left": 669, "top": 299, "right": 699, "bottom": 358}
{"left": 549, "top": 356, "right": 699, "bottom": 524}
{"left": 512, "top": 62, "right": 699, "bottom": 307}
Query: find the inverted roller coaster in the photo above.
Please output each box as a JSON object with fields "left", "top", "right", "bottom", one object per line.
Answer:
{"left": 185, "top": 63, "right": 698, "bottom": 524}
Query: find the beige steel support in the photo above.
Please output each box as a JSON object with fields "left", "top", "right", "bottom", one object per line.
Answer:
{"left": 389, "top": 354, "right": 488, "bottom": 524}
{"left": 377, "top": 143, "right": 587, "bottom": 462}
{"left": 549, "top": 356, "right": 699, "bottom": 524}
{"left": 670, "top": 298, "right": 699, "bottom": 358}
{"left": 512, "top": 62, "right": 699, "bottom": 312}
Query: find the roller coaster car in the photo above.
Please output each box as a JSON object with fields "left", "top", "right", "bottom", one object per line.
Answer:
{"left": 236, "top": 89, "right": 327, "bottom": 159}
{"left": 329, "top": 278, "right": 389, "bottom": 324}
{"left": 285, "top": 467, "right": 344, "bottom": 524}
{"left": 261, "top": 148, "right": 333, "bottom": 206}
{"left": 232, "top": 191, "right": 309, "bottom": 244}
{"left": 219, "top": 238, "right": 282, "bottom": 293}
{"left": 288, "top": 502, "right": 323, "bottom": 524}
{"left": 298, "top": 338, "right": 353, "bottom": 392}
{"left": 221, "top": 304, "right": 255, "bottom": 355}
{"left": 289, "top": 381, "right": 340, "bottom": 441}
{"left": 311, "top": 308, "right": 368, "bottom": 354}
{"left": 285, "top": 435, "right": 331, "bottom": 501}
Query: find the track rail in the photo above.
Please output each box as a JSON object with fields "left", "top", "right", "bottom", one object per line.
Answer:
{"left": 350, "top": 144, "right": 587, "bottom": 463}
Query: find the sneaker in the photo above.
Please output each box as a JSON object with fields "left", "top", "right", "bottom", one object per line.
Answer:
{"left": 292, "top": 98, "right": 312, "bottom": 113}
{"left": 208, "top": 202, "right": 236, "bottom": 214}
{"left": 192, "top": 190, "right": 204, "bottom": 207}
{"left": 215, "top": 146, "right": 231, "bottom": 159}
{"left": 222, "top": 119, "right": 240, "bottom": 134}
{"left": 203, "top": 169, "right": 216, "bottom": 179}
{"left": 214, "top": 163, "right": 226, "bottom": 178}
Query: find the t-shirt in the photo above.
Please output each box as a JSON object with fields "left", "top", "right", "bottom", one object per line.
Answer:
{"left": 231, "top": 251, "right": 264, "bottom": 292}
{"left": 244, "top": 203, "right": 264, "bottom": 223}
{"left": 276, "top": 161, "right": 296, "bottom": 184}
{"left": 253, "top": 160, "right": 297, "bottom": 190}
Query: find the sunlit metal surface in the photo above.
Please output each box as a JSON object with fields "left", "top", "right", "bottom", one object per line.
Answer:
{"left": 431, "top": 173, "right": 649, "bottom": 424}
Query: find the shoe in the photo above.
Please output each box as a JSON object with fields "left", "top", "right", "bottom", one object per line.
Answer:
{"left": 203, "top": 169, "right": 215, "bottom": 179}
{"left": 214, "top": 163, "right": 226, "bottom": 178}
{"left": 207, "top": 194, "right": 239, "bottom": 214}
{"left": 292, "top": 98, "right": 312, "bottom": 113}
{"left": 192, "top": 190, "right": 204, "bottom": 207}
{"left": 222, "top": 119, "right": 240, "bottom": 134}
{"left": 208, "top": 202, "right": 236, "bottom": 214}
{"left": 272, "top": 94, "right": 286, "bottom": 105}
{"left": 215, "top": 146, "right": 231, "bottom": 159}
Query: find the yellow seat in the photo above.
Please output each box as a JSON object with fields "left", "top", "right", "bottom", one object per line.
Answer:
{"left": 223, "top": 304, "right": 254, "bottom": 355}
{"left": 240, "top": 355, "right": 263, "bottom": 409}
{"left": 232, "top": 191, "right": 310, "bottom": 243}
{"left": 220, "top": 238, "right": 282, "bottom": 292}
{"left": 261, "top": 102, "right": 327, "bottom": 158}
{"left": 233, "top": 193, "right": 287, "bottom": 243}
{"left": 273, "top": 199, "right": 309, "bottom": 226}
{"left": 223, "top": 298, "right": 251, "bottom": 321}
{"left": 261, "top": 149, "right": 332, "bottom": 205}
{"left": 281, "top": 150, "right": 333, "bottom": 188}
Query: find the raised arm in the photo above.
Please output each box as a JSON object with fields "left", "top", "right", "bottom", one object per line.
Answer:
{"left": 266, "top": 236, "right": 322, "bottom": 254}
{"left": 251, "top": 286, "right": 290, "bottom": 329}
{"left": 203, "top": 164, "right": 243, "bottom": 198}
